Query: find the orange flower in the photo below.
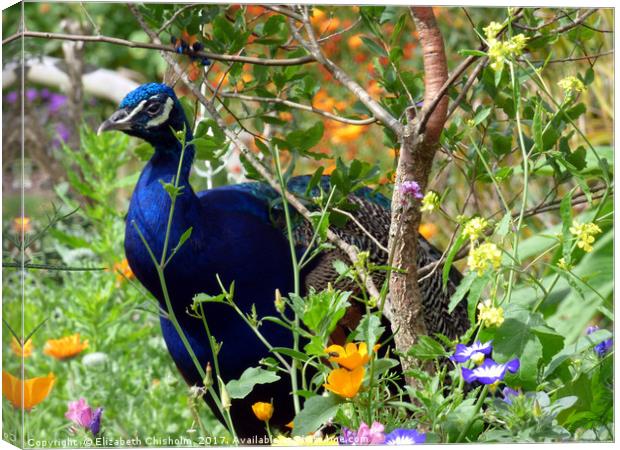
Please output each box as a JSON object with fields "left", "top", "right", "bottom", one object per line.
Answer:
{"left": 251, "top": 401, "right": 274, "bottom": 421}
{"left": 113, "top": 258, "right": 134, "bottom": 282}
{"left": 324, "top": 367, "right": 364, "bottom": 398}
{"left": 2, "top": 370, "right": 55, "bottom": 410}
{"left": 44, "top": 334, "right": 89, "bottom": 360}
{"left": 325, "top": 342, "right": 380, "bottom": 370}
{"left": 331, "top": 124, "right": 367, "bottom": 144}
{"left": 10, "top": 337, "right": 33, "bottom": 358}
{"left": 12, "top": 216, "right": 32, "bottom": 234}
{"left": 188, "top": 61, "right": 201, "bottom": 82}
{"left": 313, "top": 90, "right": 336, "bottom": 111}
{"left": 419, "top": 223, "right": 438, "bottom": 240}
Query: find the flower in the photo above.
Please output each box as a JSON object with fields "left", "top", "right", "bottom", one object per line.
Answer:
{"left": 558, "top": 76, "right": 586, "bottom": 96}
{"left": 569, "top": 220, "right": 602, "bottom": 253}
{"left": 419, "top": 223, "right": 437, "bottom": 239}
{"left": 557, "top": 257, "right": 572, "bottom": 270}
{"left": 586, "top": 326, "right": 613, "bottom": 357}
{"left": 340, "top": 422, "right": 385, "bottom": 445}
{"left": 112, "top": 258, "right": 134, "bottom": 283}
{"left": 44, "top": 333, "right": 89, "bottom": 360}
{"left": 451, "top": 341, "right": 493, "bottom": 363}
{"left": 385, "top": 429, "right": 426, "bottom": 445}
{"left": 420, "top": 191, "right": 440, "bottom": 212}
{"left": 2, "top": 370, "right": 56, "bottom": 410}
{"left": 66, "top": 398, "right": 103, "bottom": 436}
{"left": 484, "top": 23, "right": 528, "bottom": 72}
{"left": 347, "top": 34, "right": 364, "bottom": 49}
{"left": 461, "top": 358, "right": 520, "bottom": 385}
{"left": 12, "top": 216, "right": 32, "bottom": 234}
{"left": 483, "top": 22, "right": 503, "bottom": 40}
{"left": 325, "top": 342, "right": 380, "bottom": 370}
{"left": 272, "top": 435, "right": 338, "bottom": 446}
{"left": 399, "top": 181, "right": 423, "bottom": 200}
{"left": 324, "top": 366, "right": 364, "bottom": 398}
{"left": 463, "top": 217, "right": 488, "bottom": 241}
{"left": 467, "top": 242, "right": 502, "bottom": 275}
{"left": 252, "top": 402, "right": 274, "bottom": 421}
{"left": 48, "top": 93, "right": 67, "bottom": 113}
{"left": 477, "top": 300, "right": 505, "bottom": 327}
{"left": 501, "top": 387, "right": 522, "bottom": 405}
{"left": 11, "top": 337, "right": 33, "bottom": 358}
{"left": 5, "top": 91, "right": 18, "bottom": 103}
{"left": 26, "top": 88, "right": 38, "bottom": 102}
{"left": 356, "top": 421, "right": 385, "bottom": 445}
{"left": 82, "top": 352, "right": 109, "bottom": 367}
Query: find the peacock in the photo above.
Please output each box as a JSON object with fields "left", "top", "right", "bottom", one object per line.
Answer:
{"left": 98, "top": 83, "right": 469, "bottom": 440}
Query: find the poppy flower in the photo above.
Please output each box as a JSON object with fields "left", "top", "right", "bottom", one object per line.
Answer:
{"left": 251, "top": 401, "right": 273, "bottom": 421}
{"left": 324, "top": 366, "right": 364, "bottom": 398}
{"left": 325, "top": 342, "right": 380, "bottom": 370}
{"left": 12, "top": 216, "right": 32, "bottom": 234}
{"left": 2, "top": 370, "right": 55, "bottom": 410}
{"left": 10, "top": 337, "right": 33, "bottom": 358}
{"left": 44, "top": 334, "right": 89, "bottom": 360}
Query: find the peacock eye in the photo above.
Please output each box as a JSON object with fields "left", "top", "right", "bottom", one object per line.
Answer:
{"left": 145, "top": 102, "right": 163, "bottom": 116}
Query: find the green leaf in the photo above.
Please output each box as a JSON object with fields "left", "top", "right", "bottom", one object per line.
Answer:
{"left": 271, "top": 347, "right": 310, "bottom": 362}
{"left": 448, "top": 271, "right": 475, "bottom": 313}
{"left": 407, "top": 335, "right": 448, "bottom": 360}
{"left": 442, "top": 231, "right": 466, "bottom": 288}
{"left": 351, "top": 314, "right": 385, "bottom": 349}
{"left": 533, "top": 101, "right": 544, "bottom": 152}
{"left": 459, "top": 49, "right": 488, "bottom": 57}
{"left": 226, "top": 367, "right": 281, "bottom": 399}
{"left": 171, "top": 227, "right": 192, "bottom": 255}
{"left": 292, "top": 395, "right": 342, "bottom": 436}
{"left": 361, "top": 36, "right": 387, "bottom": 57}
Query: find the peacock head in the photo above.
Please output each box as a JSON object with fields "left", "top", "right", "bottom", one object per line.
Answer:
{"left": 98, "top": 83, "right": 189, "bottom": 148}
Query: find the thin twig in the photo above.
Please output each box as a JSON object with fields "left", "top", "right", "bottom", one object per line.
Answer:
{"left": 332, "top": 207, "right": 389, "bottom": 254}
{"left": 218, "top": 92, "right": 377, "bottom": 125}
{"left": 157, "top": 4, "right": 198, "bottom": 35}
{"left": 4, "top": 30, "right": 316, "bottom": 67}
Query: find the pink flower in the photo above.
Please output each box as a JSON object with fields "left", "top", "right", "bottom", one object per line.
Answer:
{"left": 356, "top": 421, "right": 386, "bottom": 445}
{"left": 399, "top": 181, "right": 423, "bottom": 200}
{"left": 65, "top": 398, "right": 103, "bottom": 435}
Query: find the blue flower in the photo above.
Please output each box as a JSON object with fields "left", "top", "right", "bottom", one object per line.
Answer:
{"left": 586, "top": 326, "right": 613, "bottom": 357}
{"left": 89, "top": 407, "right": 103, "bottom": 435}
{"left": 450, "top": 341, "right": 493, "bottom": 363}
{"left": 501, "top": 387, "right": 521, "bottom": 404}
{"left": 385, "top": 429, "right": 426, "bottom": 445}
{"left": 461, "top": 358, "right": 519, "bottom": 385}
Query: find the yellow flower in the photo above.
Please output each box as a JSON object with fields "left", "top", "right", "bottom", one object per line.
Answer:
{"left": 477, "top": 299, "right": 505, "bottom": 327}
{"left": 11, "top": 337, "right": 33, "bottom": 358}
{"left": 467, "top": 242, "right": 502, "bottom": 275}
{"left": 558, "top": 76, "right": 586, "bottom": 96}
{"left": 557, "top": 257, "right": 573, "bottom": 270}
{"left": 420, "top": 191, "right": 440, "bottom": 213}
{"left": 483, "top": 22, "right": 503, "bottom": 40}
{"left": 463, "top": 217, "right": 489, "bottom": 241}
{"left": 569, "top": 220, "right": 602, "bottom": 252}
{"left": 12, "top": 216, "right": 32, "bottom": 234}
{"left": 485, "top": 29, "right": 528, "bottom": 72}
{"left": 272, "top": 435, "right": 338, "bottom": 446}
{"left": 2, "top": 370, "right": 56, "bottom": 410}
{"left": 324, "top": 366, "right": 364, "bottom": 398}
{"left": 43, "top": 333, "right": 89, "bottom": 360}
{"left": 252, "top": 402, "right": 274, "bottom": 422}
{"left": 419, "top": 223, "right": 438, "bottom": 240}
{"left": 324, "top": 342, "right": 380, "bottom": 370}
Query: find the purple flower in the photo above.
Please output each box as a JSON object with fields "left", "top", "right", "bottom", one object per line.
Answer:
{"left": 340, "top": 421, "right": 385, "bottom": 445}
{"left": 5, "top": 91, "right": 18, "bottom": 103}
{"left": 56, "top": 123, "right": 71, "bottom": 142}
{"left": 399, "top": 181, "right": 423, "bottom": 199}
{"left": 451, "top": 341, "right": 493, "bottom": 363}
{"left": 385, "top": 429, "right": 426, "bottom": 445}
{"left": 40, "top": 88, "right": 51, "bottom": 99}
{"left": 65, "top": 398, "right": 103, "bottom": 436}
{"left": 48, "top": 93, "right": 67, "bottom": 113}
{"left": 26, "top": 88, "right": 38, "bottom": 102}
{"left": 501, "top": 387, "right": 521, "bottom": 405}
{"left": 586, "top": 326, "right": 613, "bottom": 357}
{"left": 461, "top": 358, "right": 520, "bottom": 385}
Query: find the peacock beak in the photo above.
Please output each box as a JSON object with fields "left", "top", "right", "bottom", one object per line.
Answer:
{"left": 97, "top": 108, "right": 134, "bottom": 135}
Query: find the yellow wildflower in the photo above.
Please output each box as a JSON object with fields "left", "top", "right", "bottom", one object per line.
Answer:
{"left": 485, "top": 28, "right": 528, "bottom": 72}
{"left": 467, "top": 242, "right": 502, "bottom": 275}
{"left": 569, "top": 220, "right": 602, "bottom": 252}
{"left": 325, "top": 342, "right": 380, "bottom": 371}
{"left": 478, "top": 299, "right": 505, "bottom": 327}
{"left": 11, "top": 337, "right": 33, "bottom": 358}
{"left": 324, "top": 366, "right": 364, "bottom": 398}
{"left": 483, "top": 22, "right": 503, "bottom": 40}
{"left": 557, "top": 257, "right": 573, "bottom": 270}
{"left": 558, "top": 76, "right": 586, "bottom": 96}
{"left": 44, "top": 334, "right": 89, "bottom": 360}
{"left": 463, "top": 217, "right": 489, "bottom": 241}
{"left": 252, "top": 402, "right": 274, "bottom": 422}
{"left": 420, "top": 191, "right": 440, "bottom": 213}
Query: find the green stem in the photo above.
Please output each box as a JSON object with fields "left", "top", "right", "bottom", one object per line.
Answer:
{"left": 456, "top": 385, "right": 488, "bottom": 442}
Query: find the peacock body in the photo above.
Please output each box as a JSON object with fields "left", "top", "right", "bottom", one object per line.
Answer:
{"left": 98, "top": 83, "right": 468, "bottom": 440}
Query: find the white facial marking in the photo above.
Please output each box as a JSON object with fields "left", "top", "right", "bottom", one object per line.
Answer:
{"left": 115, "top": 100, "right": 147, "bottom": 124}
{"left": 146, "top": 97, "right": 174, "bottom": 128}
